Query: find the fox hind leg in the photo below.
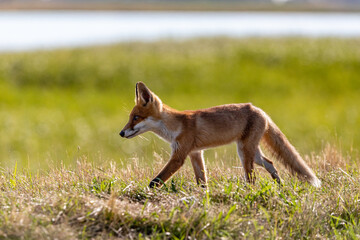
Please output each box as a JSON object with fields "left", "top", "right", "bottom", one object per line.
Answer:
{"left": 237, "top": 141, "right": 256, "bottom": 183}
{"left": 237, "top": 115, "right": 268, "bottom": 184}
{"left": 255, "top": 148, "right": 281, "bottom": 184}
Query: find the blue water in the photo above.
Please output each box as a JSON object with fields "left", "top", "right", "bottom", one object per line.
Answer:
{"left": 1, "top": 11, "right": 360, "bottom": 51}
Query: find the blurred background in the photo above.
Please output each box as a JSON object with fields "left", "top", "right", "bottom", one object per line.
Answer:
{"left": 0, "top": 0, "right": 359, "bottom": 170}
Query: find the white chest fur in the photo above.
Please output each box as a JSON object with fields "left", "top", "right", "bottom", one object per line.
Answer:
{"left": 147, "top": 117, "right": 181, "bottom": 144}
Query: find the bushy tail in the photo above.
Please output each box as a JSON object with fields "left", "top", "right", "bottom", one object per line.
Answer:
{"left": 262, "top": 119, "right": 321, "bottom": 187}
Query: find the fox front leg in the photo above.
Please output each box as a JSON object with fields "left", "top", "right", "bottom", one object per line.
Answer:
{"left": 149, "top": 142, "right": 190, "bottom": 188}
{"left": 189, "top": 150, "right": 207, "bottom": 187}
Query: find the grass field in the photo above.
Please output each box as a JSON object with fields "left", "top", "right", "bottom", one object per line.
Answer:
{"left": 0, "top": 152, "right": 359, "bottom": 239}
{"left": 0, "top": 38, "right": 359, "bottom": 238}
{"left": 1, "top": 38, "right": 359, "bottom": 170}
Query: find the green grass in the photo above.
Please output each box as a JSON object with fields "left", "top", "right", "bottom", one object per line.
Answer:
{"left": 0, "top": 38, "right": 360, "bottom": 171}
{"left": 0, "top": 38, "right": 360, "bottom": 239}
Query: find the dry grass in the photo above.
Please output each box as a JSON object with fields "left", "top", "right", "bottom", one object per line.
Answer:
{"left": 0, "top": 145, "right": 359, "bottom": 239}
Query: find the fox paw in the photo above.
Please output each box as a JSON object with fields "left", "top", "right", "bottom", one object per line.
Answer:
{"left": 148, "top": 178, "right": 161, "bottom": 188}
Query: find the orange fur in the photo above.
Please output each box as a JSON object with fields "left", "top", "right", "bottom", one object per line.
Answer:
{"left": 120, "top": 82, "right": 321, "bottom": 188}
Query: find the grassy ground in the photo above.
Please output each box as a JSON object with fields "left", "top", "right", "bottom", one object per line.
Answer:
{"left": 0, "top": 38, "right": 359, "bottom": 238}
{"left": 0, "top": 147, "right": 359, "bottom": 239}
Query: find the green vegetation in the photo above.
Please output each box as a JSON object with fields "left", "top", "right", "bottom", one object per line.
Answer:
{"left": 0, "top": 37, "right": 359, "bottom": 238}
{"left": 0, "top": 38, "right": 359, "bottom": 170}
{"left": 0, "top": 152, "right": 359, "bottom": 239}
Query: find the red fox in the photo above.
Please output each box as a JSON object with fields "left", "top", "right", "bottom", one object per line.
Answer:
{"left": 120, "top": 82, "right": 321, "bottom": 188}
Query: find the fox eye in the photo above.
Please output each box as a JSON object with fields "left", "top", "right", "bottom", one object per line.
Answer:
{"left": 133, "top": 115, "right": 140, "bottom": 121}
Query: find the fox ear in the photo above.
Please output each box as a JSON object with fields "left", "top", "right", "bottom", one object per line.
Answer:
{"left": 135, "top": 83, "right": 140, "bottom": 104}
{"left": 135, "top": 82, "right": 152, "bottom": 106}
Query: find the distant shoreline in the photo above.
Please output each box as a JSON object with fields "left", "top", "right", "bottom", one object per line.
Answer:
{"left": 0, "top": 2, "right": 360, "bottom": 12}
{"left": 2, "top": 11, "right": 360, "bottom": 53}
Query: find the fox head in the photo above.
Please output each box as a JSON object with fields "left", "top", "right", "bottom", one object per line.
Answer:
{"left": 120, "top": 82, "right": 163, "bottom": 139}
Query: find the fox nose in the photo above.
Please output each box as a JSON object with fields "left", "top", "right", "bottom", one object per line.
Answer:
{"left": 119, "top": 131, "right": 125, "bottom": 137}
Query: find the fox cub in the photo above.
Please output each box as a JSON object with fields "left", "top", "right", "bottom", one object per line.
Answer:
{"left": 120, "top": 82, "right": 321, "bottom": 188}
